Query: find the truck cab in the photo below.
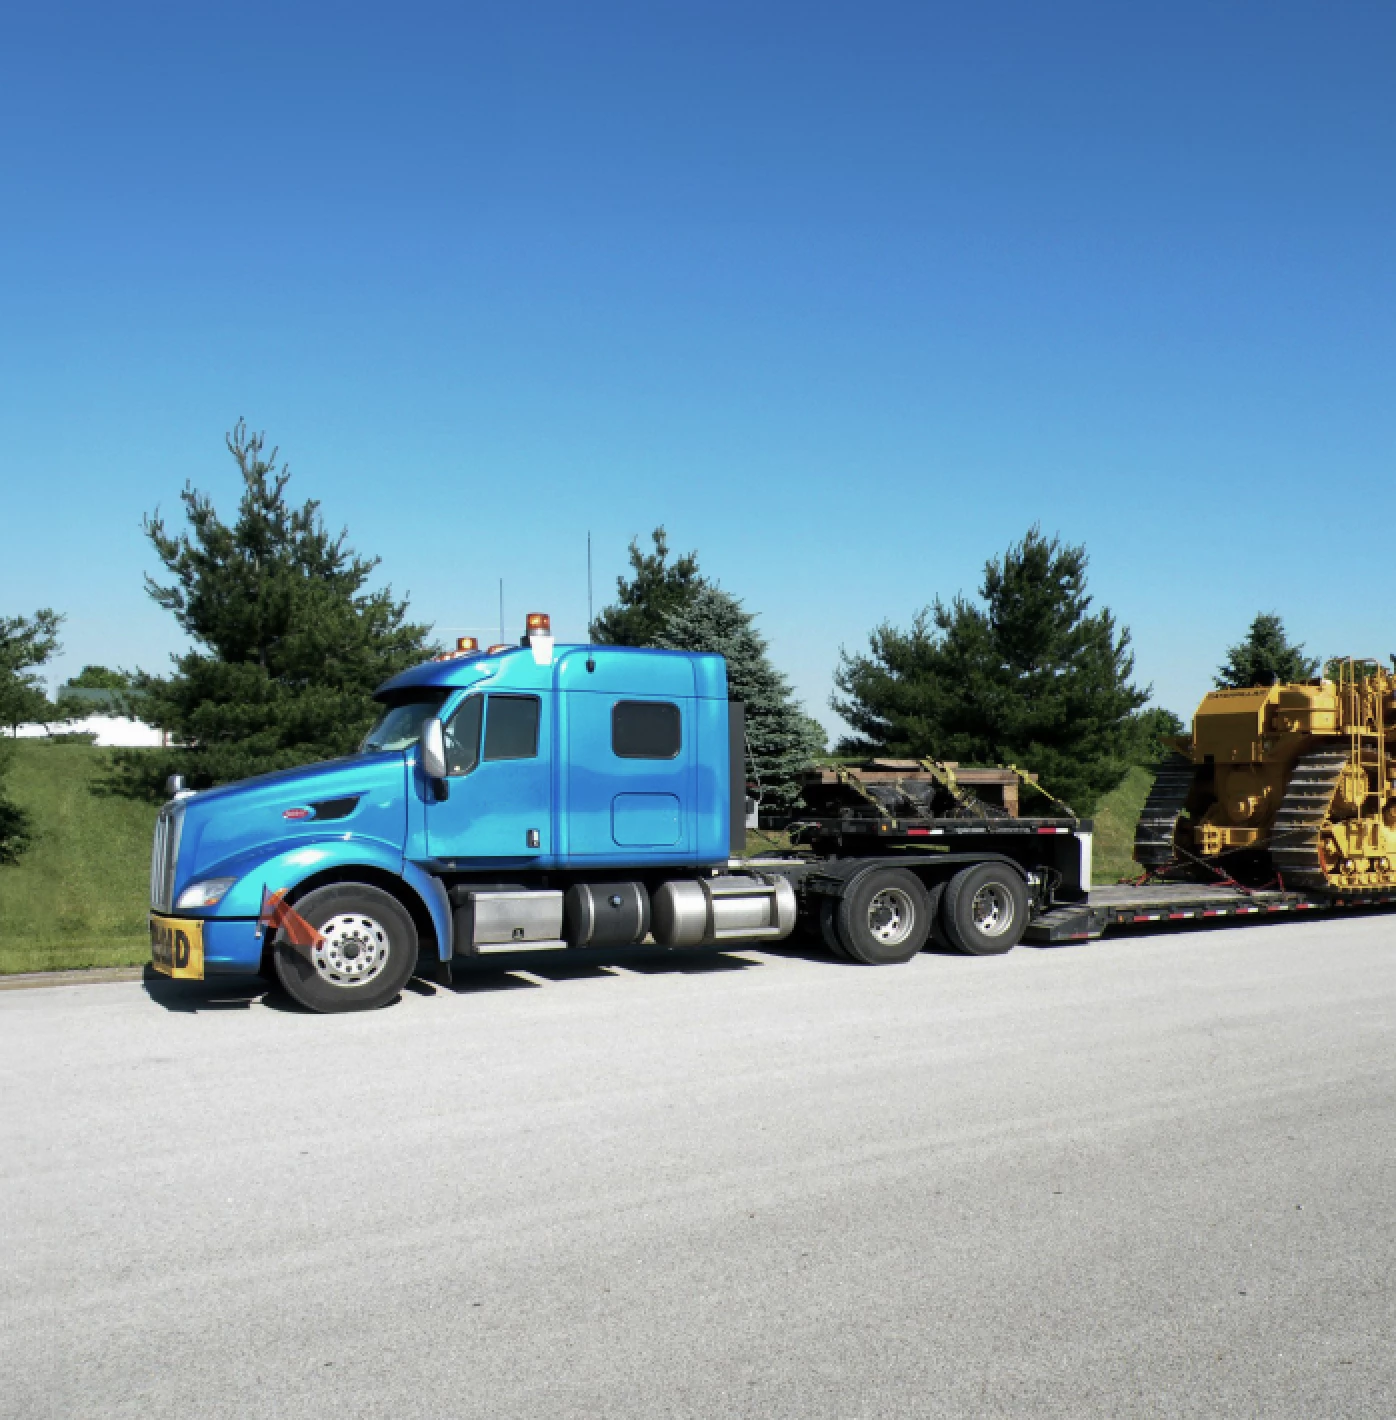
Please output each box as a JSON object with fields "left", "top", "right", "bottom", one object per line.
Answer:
{"left": 148, "top": 618, "right": 786, "bottom": 1011}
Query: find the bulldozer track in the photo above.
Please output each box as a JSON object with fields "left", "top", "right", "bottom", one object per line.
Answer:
{"left": 1268, "top": 750, "right": 1348, "bottom": 892}
{"left": 1133, "top": 753, "right": 1194, "bottom": 869}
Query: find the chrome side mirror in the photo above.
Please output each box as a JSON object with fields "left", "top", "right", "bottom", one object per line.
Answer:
{"left": 166, "top": 774, "right": 186, "bottom": 799}
{"left": 420, "top": 718, "right": 447, "bottom": 780}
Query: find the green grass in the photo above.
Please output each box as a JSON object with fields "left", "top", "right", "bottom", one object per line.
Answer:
{"left": 1090, "top": 764, "right": 1155, "bottom": 885}
{"left": 0, "top": 742, "right": 159, "bottom": 974}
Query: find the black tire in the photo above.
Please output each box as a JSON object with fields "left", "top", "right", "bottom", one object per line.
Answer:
{"left": 941, "top": 863, "right": 1028, "bottom": 956}
{"left": 834, "top": 868, "right": 932, "bottom": 965}
{"left": 272, "top": 883, "right": 420, "bottom": 1013}
{"left": 926, "top": 880, "right": 954, "bottom": 951}
{"left": 818, "top": 898, "right": 851, "bottom": 960}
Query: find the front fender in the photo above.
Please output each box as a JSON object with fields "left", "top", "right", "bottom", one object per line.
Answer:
{"left": 188, "top": 840, "right": 453, "bottom": 960}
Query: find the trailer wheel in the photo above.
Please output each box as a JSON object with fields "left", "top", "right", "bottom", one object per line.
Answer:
{"left": 272, "top": 884, "right": 420, "bottom": 1013}
{"left": 942, "top": 864, "right": 1028, "bottom": 956}
{"left": 835, "top": 869, "right": 932, "bottom": 965}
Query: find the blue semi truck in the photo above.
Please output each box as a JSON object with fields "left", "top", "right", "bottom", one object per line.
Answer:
{"left": 148, "top": 614, "right": 1096, "bottom": 1012}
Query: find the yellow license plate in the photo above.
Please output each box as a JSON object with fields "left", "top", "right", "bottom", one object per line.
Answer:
{"left": 149, "top": 915, "right": 205, "bottom": 979}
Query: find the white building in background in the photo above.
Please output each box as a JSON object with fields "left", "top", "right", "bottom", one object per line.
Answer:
{"left": 8, "top": 685, "right": 168, "bottom": 749}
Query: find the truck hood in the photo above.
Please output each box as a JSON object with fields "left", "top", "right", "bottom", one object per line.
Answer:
{"left": 172, "top": 750, "right": 411, "bottom": 901}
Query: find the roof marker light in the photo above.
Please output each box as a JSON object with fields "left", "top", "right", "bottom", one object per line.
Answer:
{"left": 525, "top": 611, "right": 555, "bottom": 666}
{"left": 456, "top": 637, "right": 478, "bottom": 653}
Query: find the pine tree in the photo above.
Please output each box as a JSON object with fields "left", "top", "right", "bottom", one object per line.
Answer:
{"left": 656, "top": 586, "right": 822, "bottom": 809}
{"left": 0, "top": 609, "right": 63, "bottom": 732}
{"left": 590, "top": 527, "right": 706, "bottom": 646}
{"left": 0, "top": 741, "right": 31, "bottom": 866}
{"left": 116, "top": 422, "right": 436, "bottom": 794}
{"left": 0, "top": 609, "right": 62, "bottom": 863}
{"left": 1214, "top": 613, "right": 1319, "bottom": 688}
{"left": 832, "top": 528, "right": 1148, "bottom": 814}
{"left": 1130, "top": 705, "right": 1186, "bottom": 762}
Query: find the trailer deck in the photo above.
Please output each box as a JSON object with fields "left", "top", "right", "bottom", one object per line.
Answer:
{"left": 1028, "top": 881, "right": 1396, "bottom": 944}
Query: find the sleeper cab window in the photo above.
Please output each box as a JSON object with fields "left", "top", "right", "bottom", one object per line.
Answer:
{"left": 612, "top": 700, "right": 681, "bottom": 759}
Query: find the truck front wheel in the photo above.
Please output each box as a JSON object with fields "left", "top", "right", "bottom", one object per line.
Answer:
{"left": 835, "top": 869, "right": 932, "bottom": 964}
{"left": 941, "top": 864, "right": 1028, "bottom": 956}
{"left": 272, "top": 884, "right": 420, "bottom": 1013}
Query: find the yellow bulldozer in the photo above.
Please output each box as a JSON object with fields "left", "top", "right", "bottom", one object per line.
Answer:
{"left": 1135, "top": 658, "right": 1396, "bottom": 893}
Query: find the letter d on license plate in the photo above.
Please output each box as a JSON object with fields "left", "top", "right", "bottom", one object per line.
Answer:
{"left": 149, "top": 915, "right": 205, "bottom": 979}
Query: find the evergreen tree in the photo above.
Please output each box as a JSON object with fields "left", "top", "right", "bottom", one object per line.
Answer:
{"left": 0, "top": 609, "right": 62, "bottom": 864}
{"left": 0, "top": 609, "right": 63, "bottom": 732}
{"left": 656, "top": 586, "right": 822, "bottom": 809}
{"left": 0, "top": 740, "right": 32, "bottom": 866}
{"left": 1214, "top": 613, "right": 1319, "bottom": 688}
{"left": 116, "top": 421, "right": 436, "bottom": 795}
{"left": 832, "top": 528, "right": 1148, "bottom": 814}
{"left": 590, "top": 527, "right": 706, "bottom": 646}
{"left": 1129, "top": 705, "right": 1186, "bottom": 762}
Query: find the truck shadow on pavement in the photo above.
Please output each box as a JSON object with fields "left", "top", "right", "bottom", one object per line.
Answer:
{"left": 431, "top": 944, "right": 764, "bottom": 997}
{"left": 141, "top": 948, "right": 765, "bottom": 1013}
{"left": 141, "top": 966, "right": 296, "bottom": 1014}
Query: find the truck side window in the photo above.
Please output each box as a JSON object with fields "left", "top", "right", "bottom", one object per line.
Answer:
{"left": 443, "top": 695, "right": 483, "bottom": 776}
{"left": 483, "top": 695, "right": 540, "bottom": 761}
{"left": 612, "top": 700, "right": 681, "bottom": 759}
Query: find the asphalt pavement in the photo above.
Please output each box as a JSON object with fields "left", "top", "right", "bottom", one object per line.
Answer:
{"left": 2, "top": 915, "right": 1394, "bottom": 1419}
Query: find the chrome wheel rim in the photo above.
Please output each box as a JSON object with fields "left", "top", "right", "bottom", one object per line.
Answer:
{"left": 971, "top": 883, "right": 1015, "bottom": 937}
{"left": 312, "top": 913, "right": 391, "bottom": 987}
{"left": 867, "top": 887, "right": 916, "bottom": 946}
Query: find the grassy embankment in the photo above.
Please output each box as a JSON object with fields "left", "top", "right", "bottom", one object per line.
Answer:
{"left": 1089, "top": 764, "right": 1154, "bottom": 884}
{"left": 0, "top": 742, "right": 1156, "bottom": 976}
{"left": 0, "top": 742, "right": 158, "bottom": 974}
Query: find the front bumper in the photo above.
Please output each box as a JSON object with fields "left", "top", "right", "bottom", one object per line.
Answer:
{"left": 149, "top": 915, "right": 265, "bottom": 977}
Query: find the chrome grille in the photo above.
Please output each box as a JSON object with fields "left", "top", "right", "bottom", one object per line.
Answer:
{"left": 149, "top": 804, "right": 184, "bottom": 911}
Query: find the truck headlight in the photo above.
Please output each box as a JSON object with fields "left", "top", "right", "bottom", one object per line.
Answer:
{"left": 176, "top": 877, "right": 237, "bottom": 909}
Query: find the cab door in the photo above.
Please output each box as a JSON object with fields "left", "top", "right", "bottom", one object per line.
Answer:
{"left": 424, "top": 691, "right": 551, "bottom": 865}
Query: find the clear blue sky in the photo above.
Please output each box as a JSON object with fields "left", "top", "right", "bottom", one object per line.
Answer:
{"left": 2, "top": 0, "right": 1392, "bottom": 737}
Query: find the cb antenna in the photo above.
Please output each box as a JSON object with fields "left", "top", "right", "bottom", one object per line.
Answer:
{"left": 499, "top": 578, "right": 504, "bottom": 644}
{"left": 586, "top": 532, "right": 597, "bottom": 673}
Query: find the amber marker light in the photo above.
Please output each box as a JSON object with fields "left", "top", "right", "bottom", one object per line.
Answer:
{"left": 456, "top": 637, "right": 478, "bottom": 652}
{"left": 487, "top": 644, "right": 510, "bottom": 654}
{"left": 526, "top": 612, "right": 551, "bottom": 634}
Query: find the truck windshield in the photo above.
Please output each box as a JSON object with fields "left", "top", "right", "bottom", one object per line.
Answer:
{"left": 360, "top": 692, "right": 450, "bottom": 753}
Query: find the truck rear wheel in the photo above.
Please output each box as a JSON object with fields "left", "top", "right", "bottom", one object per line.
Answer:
{"left": 272, "top": 884, "right": 420, "bottom": 1013}
{"left": 835, "top": 869, "right": 932, "bottom": 964}
{"left": 818, "top": 898, "right": 851, "bottom": 960}
{"left": 942, "top": 864, "right": 1028, "bottom": 956}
